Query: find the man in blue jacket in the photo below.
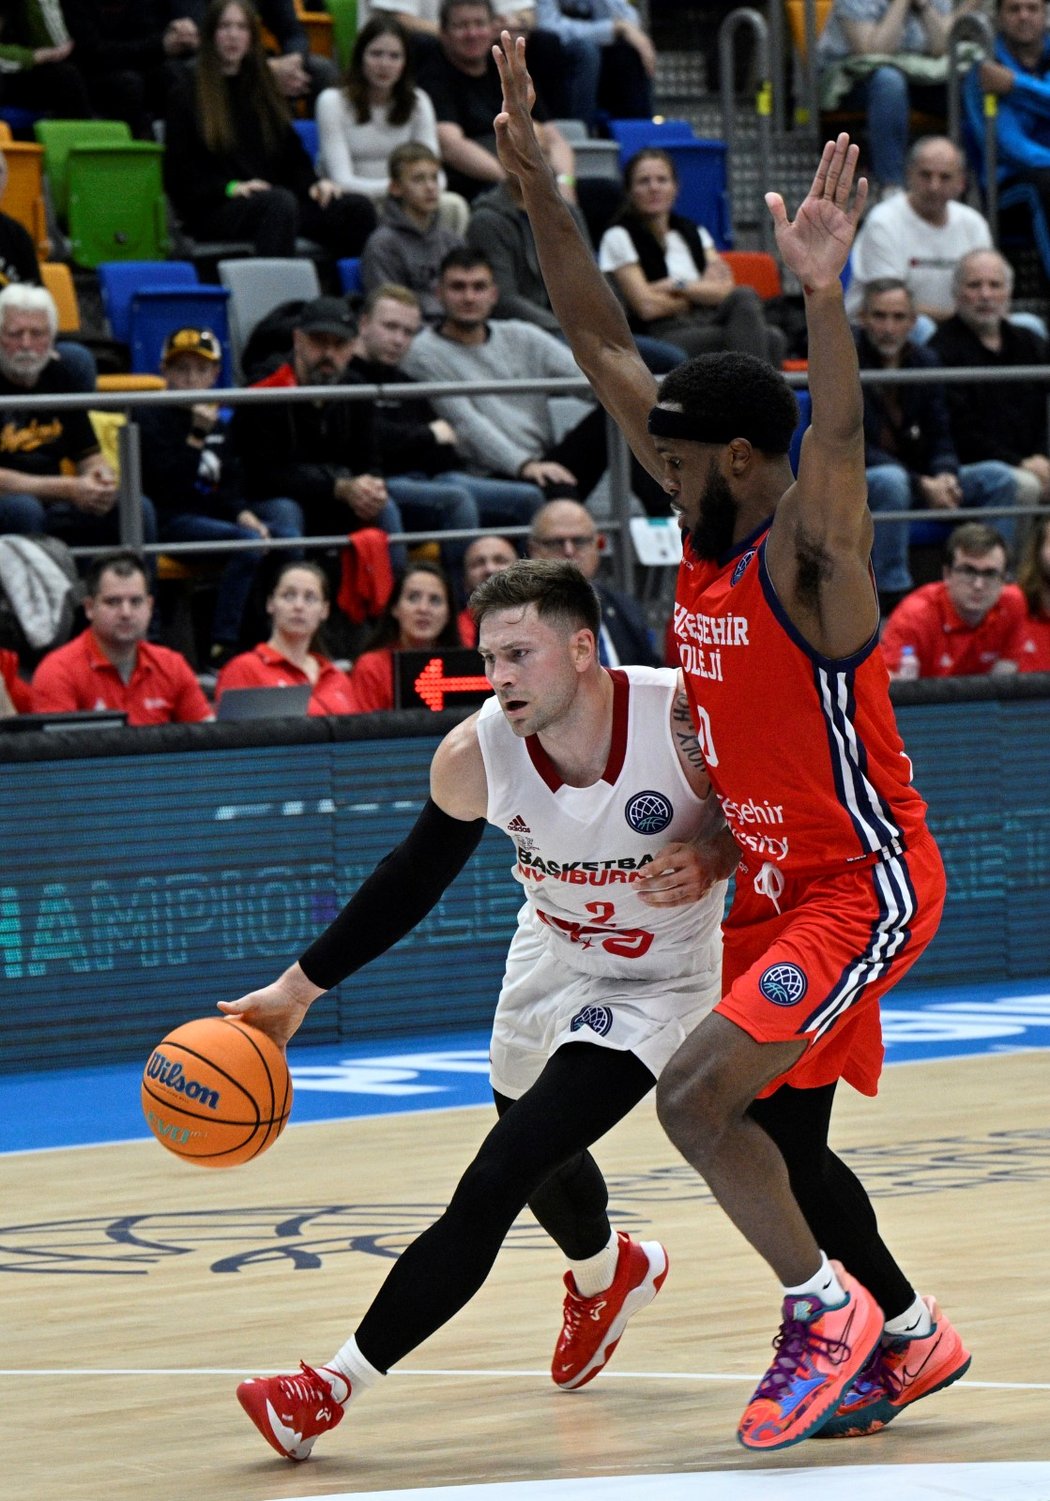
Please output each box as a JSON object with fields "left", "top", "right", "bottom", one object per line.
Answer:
{"left": 854, "top": 278, "right": 1018, "bottom": 607}
{"left": 970, "top": 0, "right": 1050, "bottom": 204}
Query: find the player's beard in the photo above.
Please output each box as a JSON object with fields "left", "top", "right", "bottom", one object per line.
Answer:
{"left": 689, "top": 458, "right": 738, "bottom": 561}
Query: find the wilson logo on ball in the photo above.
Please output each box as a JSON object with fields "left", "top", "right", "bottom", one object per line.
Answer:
{"left": 145, "top": 1050, "right": 221, "bottom": 1110}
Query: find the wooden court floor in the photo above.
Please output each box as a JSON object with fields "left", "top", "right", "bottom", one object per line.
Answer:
{"left": 2, "top": 1050, "right": 1048, "bottom": 1501}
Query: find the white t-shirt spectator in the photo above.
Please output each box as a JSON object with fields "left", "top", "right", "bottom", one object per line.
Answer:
{"left": 846, "top": 193, "right": 993, "bottom": 317}
{"left": 316, "top": 84, "right": 441, "bottom": 197}
{"left": 598, "top": 222, "right": 717, "bottom": 284}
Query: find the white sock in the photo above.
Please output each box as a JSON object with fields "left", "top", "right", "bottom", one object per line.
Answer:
{"left": 883, "top": 1295, "right": 933, "bottom": 1339}
{"left": 320, "top": 1336, "right": 383, "bottom": 1406}
{"left": 781, "top": 1251, "right": 845, "bottom": 1308}
{"left": 569, "top": 1228, "right": 620, "bottom": 1297}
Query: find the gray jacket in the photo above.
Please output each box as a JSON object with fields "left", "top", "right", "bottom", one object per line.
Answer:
{"left": 359, "top": 198, "right": 464, "bottom": 321}
{"left": 466, "top": 185, "right": 592, "bottom": 334}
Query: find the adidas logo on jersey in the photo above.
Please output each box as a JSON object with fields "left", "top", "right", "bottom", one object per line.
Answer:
{"left": 507, "top": 814, "right": 531, "bottom": 833}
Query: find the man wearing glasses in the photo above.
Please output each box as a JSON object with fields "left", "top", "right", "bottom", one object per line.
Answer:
{"left": 880, "top": 521, "right": 1028, "bottom": 677}
{"left": 527, "top": 498, "right": 659, "bottom": 665}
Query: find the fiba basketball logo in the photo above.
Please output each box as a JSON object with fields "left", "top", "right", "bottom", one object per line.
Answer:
{"left": 759, "top": 963, "right": 808, "bottom": 1007}
{"left": 570, "top": 1005, "right": 614, "bottom": 1037}
{"left": 731, "top": 549, "right": 756, "bottom": 586}
{"left": 625, "top": 790, "right": 673, "bottom": 835}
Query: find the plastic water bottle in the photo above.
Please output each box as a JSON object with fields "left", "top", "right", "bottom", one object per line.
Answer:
{"left": 897, "top": 644, "right": 919, "bottom": 681}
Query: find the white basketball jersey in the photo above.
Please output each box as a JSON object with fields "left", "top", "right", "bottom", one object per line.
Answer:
{"left": 476, "top": 666, "right": 724, "bottom": 981}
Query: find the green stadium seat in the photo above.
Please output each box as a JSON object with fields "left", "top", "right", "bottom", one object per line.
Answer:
{"left": 324, "top": 0, "right": 357, "bottom": 69}
{"left": 66, "top": 143, "right": 169, "bottom": 267}
{"left": 34, "top": 118, "right": 131, "bottom": 221}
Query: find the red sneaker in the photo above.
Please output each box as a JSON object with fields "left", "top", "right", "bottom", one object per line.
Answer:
{"left": 817, "top": 1295, "right": 972, "bottom": 1437}
{"left": 236, "top": 1361, "right": 345, "bottom": 1460}
{"left": 737, "top": 1263, "right": 883, "bottom": 1451}
{"left": 552, "top": 1232, "right": 668, "bottom": 1391}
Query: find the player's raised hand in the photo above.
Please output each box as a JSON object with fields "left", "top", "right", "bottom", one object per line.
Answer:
{"left": 218, "top": 963, "right": 324, "bottom": 1048}
{"left": 492, "top": 29, "right": 546, "bottom": 182}
{"left": 765, "top": 133, "right": 867, "bottom": 292}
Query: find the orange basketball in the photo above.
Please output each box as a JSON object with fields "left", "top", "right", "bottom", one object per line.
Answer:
{"left": 141, "top": 1017, "right": 292, "bottom": 1167}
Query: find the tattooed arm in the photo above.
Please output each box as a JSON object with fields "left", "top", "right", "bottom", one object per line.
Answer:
{"left": 636, "top": 680, "right": 740, "bottom": 909}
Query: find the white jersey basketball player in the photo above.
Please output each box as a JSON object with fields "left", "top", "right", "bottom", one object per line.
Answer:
{"left": 222, "top": 560, "right": 738, "bottom": 1463}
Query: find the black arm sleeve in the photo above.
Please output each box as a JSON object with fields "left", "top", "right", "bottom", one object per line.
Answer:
{"left": 298, "top": 798, "right": 487, "bottom": 991}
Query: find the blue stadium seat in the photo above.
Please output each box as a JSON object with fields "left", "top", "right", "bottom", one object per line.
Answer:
{"left": 293, "top": 117, "right": 320, "bottom": 170}
{"left": 337, "top": 257, "right": 363, "bottom": 295}
{"left": 607, "top": 117, "right": 697, "bottom": 164}
{"left": 606, "top": 121, "right": 732, "bottom": 247}
{"left": 129, "top": 285, "right": 233, "bottom": 385}
{"left": 97, "top": 260, "right": 198, "bottom": 344}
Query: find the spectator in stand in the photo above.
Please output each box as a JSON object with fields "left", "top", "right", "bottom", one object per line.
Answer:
{"left": 816, "top": 0, "right": 983, "bottom": 195}
{"left": 417, "top": 0, "right": 612, "bottom": 236}
{"left": 361, "top": 143, "right": 465, "bottom": 319}
{"left": 184, "top": 0, "right": 339, "bottom": 102}
{"left": 349, "top": 559, "right": 463, "bottom": 710}
{"left": 845, "top": 136, "right": 992, "bottom": 332}
{"left": 215, "top": 558, "right": 356, "bottom": 713}
{"left": 969, "top": 0, "right": 1050, "bottom": 228}
{"left": 533, "top": 0, "right": 655, "bottom": 130}
{"left": 30, "top": 549, "right": 213, "bottom": 723}
{"left": 467, "top": 172, "right": 687, "bottom": 368}
{"left": 854, "top": 278, "right": 1019, "bottom": 609}
{"left": 598, "top": 149, "right": 787, "bottom": 366}
{"left": 137, "top": 326, "right": 304, "bottom": 669}
{"left": 456, "top": 531, "right": 516, "bottom": 642}
{"left": 0, "top": 0, "right": 93, "bottom": 118}
{"left": 348, "top": 282, "right": 543, "bottom": 567}
{"left": 164, "top": 0, "right": 376, "bottom": 259}
{"left": 62, "top": 0, "right": 199, "bottom": 137}
{"left": 0, "top": 285, "right": 156, "bottom": 548}
{"left": 316, "top": 15, "right": 469, "bottom": 232}
{"left": 364, "top": 0, "right": 570, "bottom": 115}
{"left": 880, "top": 522, "right": 1027, "bottom": 677}
{"left": 931, "top": 248, "right": 1050, "bottom": 508}
{"left": 232, "top": 295, "right": 407, "bottom": 567}
{"left": 527, "top": 499, "right": 658, "bottom": 665}
{"left": 0, "top": 152, "right": 97, "bottom": 392}
{"left": 0, "top": 644, "right": 30, "bottom": 716}
{"left": 405, "top": 248, "right": 667, "bottom": 512}
{"left": 1014, "top": 513, "right": 1050, "bottom": 670}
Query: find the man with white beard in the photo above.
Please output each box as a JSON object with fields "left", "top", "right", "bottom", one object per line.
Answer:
{"left": 0, "top": 284, "right": 154, "bottom": 546}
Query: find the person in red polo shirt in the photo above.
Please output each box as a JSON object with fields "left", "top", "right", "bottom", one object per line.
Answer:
{"left": 0, "top": 646, "right": 30, "bottom": 716}
{"left": 880, "top": 521, "right": 1028, "bottom": 678}
{"left": 1015, "top": 514, "right": 1050, "bottom": 673}
{"left": 215, "top": 558, "right": 356, "bottom": 715}
{"left": 30, "top": 549, "right": 213, "bottom": 724}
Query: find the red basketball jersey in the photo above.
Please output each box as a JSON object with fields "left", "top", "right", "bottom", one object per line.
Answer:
{"left": 675, "top": 528, "right": 929, "bottom": 875}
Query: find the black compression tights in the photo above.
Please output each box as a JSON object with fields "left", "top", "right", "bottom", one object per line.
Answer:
{"left": 354, "top": 1043, "right": 655, "bottom": 1373}
{"left": 748, "top": 1082, "right": 915, "bottom": 1320}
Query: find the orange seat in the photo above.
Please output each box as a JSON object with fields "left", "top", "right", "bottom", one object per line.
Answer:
{"left": 39, "top": 262, "right": 80, "bottom": 333}
{"left": 95, "top": 373, "right": 167, "bottom": 392}
{"left": 0, "top": 139, "right": 49, "bottom": 257}
{"left": 721, "top": 250, "right": 783, "bottom": 301}
{"left": 296, "top": 1, "right": 334, "bottom": 57}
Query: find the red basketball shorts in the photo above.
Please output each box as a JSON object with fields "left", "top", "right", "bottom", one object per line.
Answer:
{"left": 715, "top": 828, "right": 946, "bottom": 1097}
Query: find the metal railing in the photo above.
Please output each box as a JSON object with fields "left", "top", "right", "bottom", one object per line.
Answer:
{"left": 0, "top": 375, "right": 641, "bottom": 593}
{"left": 3, "top": 359, "right": 1049, "bottom": 595}
{"left": 719, "top": 8, "right": 777, "bottom": 252}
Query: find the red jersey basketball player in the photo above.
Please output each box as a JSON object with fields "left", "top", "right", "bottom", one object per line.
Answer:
{"left": 493, "top": 32, "right": 970, "bottom": 1452}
